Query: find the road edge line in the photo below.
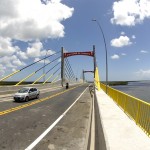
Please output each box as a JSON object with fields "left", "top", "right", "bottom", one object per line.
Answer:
{"left": 25, "top": 85, "right": 89, "bottom": 150}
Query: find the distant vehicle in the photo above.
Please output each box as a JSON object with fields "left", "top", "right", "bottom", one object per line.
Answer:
{"left": 66, "top": 83, "right": 69, "bottom": 89}
{"left": 14, "top": 87, "right": 40, "bottom": 102}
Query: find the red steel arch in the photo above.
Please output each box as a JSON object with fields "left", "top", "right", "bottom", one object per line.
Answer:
{"left": 61, "top": 46, "right": 96, "bottom": 87}
{"left": 64, "top": 51, "right": 94, "bottom": 58}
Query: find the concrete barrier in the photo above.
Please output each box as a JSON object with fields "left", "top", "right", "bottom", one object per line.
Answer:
{"left": 94, "top": 90, "right": 107, "bottom": 150}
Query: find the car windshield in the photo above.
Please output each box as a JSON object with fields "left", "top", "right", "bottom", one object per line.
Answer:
{"left": 18, "top": 88, "right": 29, "bottom": 93}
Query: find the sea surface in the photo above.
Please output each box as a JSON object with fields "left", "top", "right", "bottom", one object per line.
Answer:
{"left": 112, "top": 81, "right": 150, "bottom": 103}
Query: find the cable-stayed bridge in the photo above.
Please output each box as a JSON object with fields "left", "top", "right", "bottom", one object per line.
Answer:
{"left": 0, "top": 50, "right": 75, "bottom": 86}
{"left": 0, "top": 46, "right": 149, "bottom": 150}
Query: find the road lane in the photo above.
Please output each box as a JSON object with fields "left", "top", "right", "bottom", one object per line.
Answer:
{"left": 0, "top": 84, "right": 80, "bottom": 112}
{"left": 0, "top": 83, "right": 81, "bottom": 103}
{"left": 0, "top": 84, "right": 90, "bottom": 150}
{"left": 0, "top": 86, "right": 63, "bottom": 101}
{"left": 25, "top": 86, "right": 90, "bottom": 150}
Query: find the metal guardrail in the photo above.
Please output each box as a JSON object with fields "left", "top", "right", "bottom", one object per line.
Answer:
{"left": 100, "top": 83, "right": 150, "bottom": 137}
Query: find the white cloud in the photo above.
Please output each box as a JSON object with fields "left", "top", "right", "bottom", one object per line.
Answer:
{"left": 0, "top": 37, "right": 19, "bottom": 56}
{"left": 121, "top": 32, "right": 125, "bottom": 35}
{"left": 0, "top": 0, "right": 74, "bottom": 41}
{"left": 0, "top": 0, "right": 73, "bottom": 78}
{"left": 0, "top": 55, "right": 25, "bottom": 68}
{"left": 111, "top": 0, "right": 150, "bottom": 26}
{"left": 136, "top": 58, "right": 140, "bottom": 61}
{"left": 34, "top": 57, "right": 50, "bottom": 64}
{"left": 132, "top": 35, "right": 136, "bottom": 39}
{"left": 12, "top": 58, "right": 26, "bottom": 66}
{"left": 26, "top": 41, "right": 56, "bottom": 58}
{"left": 40, "top": 49, "right": 56, "bottom": 57}
{"left": 121, "top": 53, "right": 126, "bottom": 56}
{"left": 111, "top": 54, "right": 120, "bottom": 59}
{"left": 0, "top": 64, "right": 6, "bottom": 76}
{"left": 140, "top": 50, "right": 148, "bottom": 53}
{"left": 17, "top": 51, "right": 28, "bottom": 59}
{"left": 58, "top": 58, "right": 61, "bottom": 62}
{"left": 111, "top": 36, "right": 132, "bottom": 47}
{"left": 136, "top": 69, "right": 150, "bottom": 78}
{"left": 26, "top": 41, "right": 43, "bottom": 57}
{"left": 12, "top": 68, "right": 17, "bottom": 72}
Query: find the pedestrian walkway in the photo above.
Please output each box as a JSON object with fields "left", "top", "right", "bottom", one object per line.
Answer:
{"left": 95, "top": 89, "right": 150, "bottom": 150}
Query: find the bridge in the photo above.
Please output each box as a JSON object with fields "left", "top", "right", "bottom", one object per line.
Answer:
{"left": 0, "top": 46, "right": 150, "bottom": 150}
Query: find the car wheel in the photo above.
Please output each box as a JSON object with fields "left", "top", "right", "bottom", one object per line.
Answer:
{"left": 25, "top": 96, "right": 29, "bottom": 102}
{"left": 36, "top": 94, "right": 39, "bottom": 99}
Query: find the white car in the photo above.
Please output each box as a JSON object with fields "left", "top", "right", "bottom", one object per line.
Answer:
{"left": 14, "top": 87, "right": 40, "bottom": 102}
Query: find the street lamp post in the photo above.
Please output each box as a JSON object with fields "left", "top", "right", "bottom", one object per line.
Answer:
{"left": 43, "top": 50, "right": 48, "bottom": 82}
{"left": 92, "top": 19, "right": 108, "bottom": 94}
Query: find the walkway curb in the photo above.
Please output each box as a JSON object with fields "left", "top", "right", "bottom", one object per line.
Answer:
{"left": 84, "top": 87, "right": 93, "bottom": 150}
{"left": 94, "top": 91, "right": 107, "bottom": 150}
{"left": 96, "top": 89, "right": 150, "bottom": 150}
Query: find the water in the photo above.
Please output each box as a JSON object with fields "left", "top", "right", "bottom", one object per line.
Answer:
{"left": 112, "top": 81, "right": 150, "bottom": 103}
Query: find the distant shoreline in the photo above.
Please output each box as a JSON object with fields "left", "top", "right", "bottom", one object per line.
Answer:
{"left": 0, "top": 81, "right": 51, "bottom": 86}
{"left": 102, "top": 80, "right": 150, "bottom": 86}
{"left": 101, "top": 81, "right": 128, "bottom": 86}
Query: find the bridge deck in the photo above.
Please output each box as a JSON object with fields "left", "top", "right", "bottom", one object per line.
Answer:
{"left": 96, "top": 89, "right": 150, "bottom": 150}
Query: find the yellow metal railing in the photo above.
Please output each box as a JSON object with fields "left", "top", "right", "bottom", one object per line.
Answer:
{"left": 100, "top": 82, "right": 150, "bottom": 136}
{"left": 94, "top": 67, "right": 100, "bottom": 91}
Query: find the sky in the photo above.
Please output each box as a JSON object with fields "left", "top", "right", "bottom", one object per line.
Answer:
{"left": 1, "top": 0, "right": 150, "bottom": 82}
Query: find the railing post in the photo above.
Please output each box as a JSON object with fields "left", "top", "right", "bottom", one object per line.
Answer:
{"left": 117, "top": 92, "right": 119, "bottom": 105}
{"left": 123, "top": 96, "right": 127, "bottom": 113}
{"left": 136, "top": 102, "right": 141, "bottom": 124}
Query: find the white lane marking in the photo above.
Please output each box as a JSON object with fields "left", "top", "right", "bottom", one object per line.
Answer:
{"left": 25, "top": 85, "right": 89, "bottom": 150}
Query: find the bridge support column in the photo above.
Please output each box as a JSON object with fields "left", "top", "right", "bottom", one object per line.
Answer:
{"left": 83, "top": 70, "right": 85, "bottom": 83}
{"left": 61, "top": 47, "right": 65, "bottom": 87}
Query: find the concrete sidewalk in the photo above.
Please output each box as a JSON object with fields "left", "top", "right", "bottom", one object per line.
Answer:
{"left": 96, "top": 89, "right": 150, "bottom": 150}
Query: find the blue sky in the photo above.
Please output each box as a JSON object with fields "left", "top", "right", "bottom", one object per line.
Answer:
{"left": 1, "top": 0, "right": 150, "bottom": 82}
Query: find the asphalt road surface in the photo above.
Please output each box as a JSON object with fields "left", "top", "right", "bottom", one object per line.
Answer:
{"left": 0, "top": 83, "right": 92, "bottom": 150}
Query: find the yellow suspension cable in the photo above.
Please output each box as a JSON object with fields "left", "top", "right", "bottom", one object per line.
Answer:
{"left": 0, "top": 70, "right": 20, "bottom": 82}
{"left": 51, "top": 73, "right": 61, "bottom": 83}
{"left": 32, "top": 74, "right": 46, "bottom": 85}
{"left": 15, "top": 72, "right": 36, "bottom": 86}
{"left": 43, "top": 74, "right": 53, "bottom": 84}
